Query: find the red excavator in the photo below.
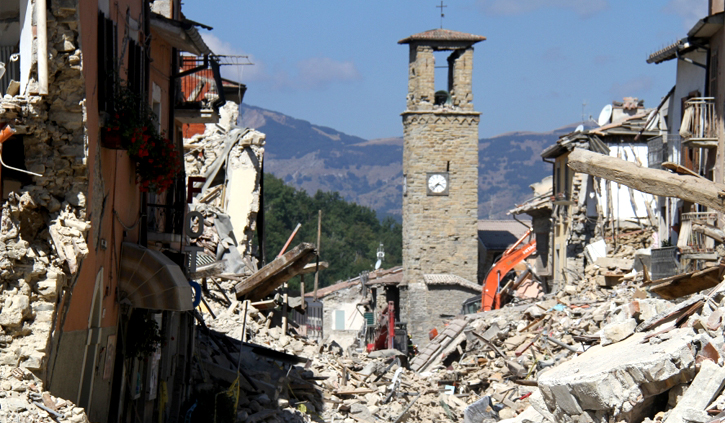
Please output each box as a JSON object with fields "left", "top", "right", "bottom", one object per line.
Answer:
{"left": 480, "top": 228, "right": 537, "bottom": 312}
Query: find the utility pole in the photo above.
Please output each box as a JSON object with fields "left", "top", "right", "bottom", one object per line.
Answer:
{"left": 314, "top": 210, "right": 321, "bottom": 300}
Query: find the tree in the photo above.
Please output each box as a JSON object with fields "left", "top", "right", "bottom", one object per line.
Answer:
{"left": 261, "top": 173, "right": 402, "bottom": 293}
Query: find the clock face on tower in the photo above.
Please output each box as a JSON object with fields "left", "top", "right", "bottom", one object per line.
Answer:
{"left": 426, "top": 172, "right": 449, "bottom": 196}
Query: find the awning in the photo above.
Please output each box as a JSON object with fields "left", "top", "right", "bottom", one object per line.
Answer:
{"left": 118, "top": 242, "right": 193, "bottom": 311}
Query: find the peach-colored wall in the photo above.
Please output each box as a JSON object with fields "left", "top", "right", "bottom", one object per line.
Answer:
{"left": 64, "top": 0, "right": 150, "bottom": 332}
{"left": 149, "top": 31, "right": 173, "bottom": 134}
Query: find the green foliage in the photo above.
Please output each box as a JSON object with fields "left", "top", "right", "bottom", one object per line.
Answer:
{"left": 125, "top": 310, "right": 163, "bottom": 359}
{"left": 262, "top": 173, "right": 401, "bottom": 293}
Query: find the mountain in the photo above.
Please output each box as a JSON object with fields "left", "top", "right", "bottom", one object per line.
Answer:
{"left": 240, "top": 104, "right": 588, "bottom": 220}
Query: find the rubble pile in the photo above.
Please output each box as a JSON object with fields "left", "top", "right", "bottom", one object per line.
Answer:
{"left": 0, "top": 0, "right": 90, "bottom": 376}
{"left": 189, "top": 228, "right": 725, "bottom": 423}
{"left": 183, "top": 102, "right": 266, "bottom": 274}
{"left": 0, "top": 366, "right": 90, "bottom": 423}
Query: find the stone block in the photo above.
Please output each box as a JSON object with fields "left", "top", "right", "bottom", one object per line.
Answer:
{"left": 538, "top": 329, "right": 697, "bottom": 422}
{"left": 663, "top": 360, "right": 725, "bottom": 423}
{"left": 0, "top": 295, "right": 31, "bottom": 329}
{"left": 594, "top": 257, "right": 634, "bottom": 271}
{"left": 497, "top": 406, "right": 547, "bottom": 423}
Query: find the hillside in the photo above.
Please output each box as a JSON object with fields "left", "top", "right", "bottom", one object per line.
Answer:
{"left": 263, "top": 173, "right": 402, "bottom": 290}
{"left": 241, "top": 104, "right": 589, "bottom": 219}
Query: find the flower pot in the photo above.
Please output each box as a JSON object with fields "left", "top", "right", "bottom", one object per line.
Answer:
{"left": 101, "top": 130, "right": 126, "bottom": 149}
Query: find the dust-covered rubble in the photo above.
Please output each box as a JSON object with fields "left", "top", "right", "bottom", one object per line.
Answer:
{"left": 187, "top": 229, "right": 725, "bottom": 423}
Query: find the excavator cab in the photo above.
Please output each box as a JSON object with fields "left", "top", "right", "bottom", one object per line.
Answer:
{"left": 480, "top": 228, "right": 538, "bottom": 312}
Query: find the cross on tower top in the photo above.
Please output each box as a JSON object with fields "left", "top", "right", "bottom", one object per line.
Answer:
{"left": 437, "top": 1, "right": 447, "bottom": 29}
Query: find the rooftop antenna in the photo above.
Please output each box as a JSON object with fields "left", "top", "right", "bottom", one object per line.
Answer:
{"left": 581, "top": 100, "right": 587, "bottom": 124}
{"left": 437, "top": 1, "right": 447, "bottom": 29}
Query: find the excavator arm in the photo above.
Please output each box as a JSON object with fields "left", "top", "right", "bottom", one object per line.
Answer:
{"left": 480, "top": 229, "right": 537, "bottom": 312}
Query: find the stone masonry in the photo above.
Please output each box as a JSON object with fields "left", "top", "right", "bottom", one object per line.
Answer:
{"left": 0, "top": 0, "right": 88, "bottom": 376}
{"left": 399, "top": 29, "right": 485, "bottom": 346}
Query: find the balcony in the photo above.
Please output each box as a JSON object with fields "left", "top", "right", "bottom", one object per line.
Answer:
{"left": 678, "top": 212, "right": 718, "bottom": 263}
{"left": 174, "top": 55, "right": 224, "bottom": 124}
{"left": 680, "top": 97, "right": 717, "bottom": 148}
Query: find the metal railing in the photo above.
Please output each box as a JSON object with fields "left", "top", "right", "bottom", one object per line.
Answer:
{"left": 176, "top": 55, "right": 220, "bottom": 110}
{"left": 0, "top": 46, "right": 20, "bottom": 96}
{"left": 680, "top": 97, "right": 717, "bottom": 147}
{"left": 647, "top": 135, "right": 665, "bottom": 169}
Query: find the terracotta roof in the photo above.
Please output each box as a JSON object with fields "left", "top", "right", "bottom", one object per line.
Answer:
{"left": 366, "top": 267, "right": 404, "bottom": 285}
{"left": 647, "top": 39, "right": 688, "bottom": 64}
{"left": 398, "top": 29, "right": 486, "bottom": 45}
{"left": 305, "top": 266, "right": 404, "bottom": 297}
{"left": 423, "top": 274, "right": 481, "bottom": 292}
{"left": 307, "top": 280, "right": 359, "bottom": 299}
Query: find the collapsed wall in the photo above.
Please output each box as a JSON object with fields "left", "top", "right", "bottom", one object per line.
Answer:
{"left": 184, "top": 102, "right": 265, "bottom": 263}
{"left": 0, "top": 0, "right": 89, "bottom": 375}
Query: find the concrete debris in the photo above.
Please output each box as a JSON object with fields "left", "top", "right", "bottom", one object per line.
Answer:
{"left": 0, "top": 367, "right": 89, "bottom": 423}
{"left": 186, "top": 225, "right": 725, "bottom": 423}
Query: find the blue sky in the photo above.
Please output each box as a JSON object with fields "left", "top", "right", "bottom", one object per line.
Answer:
{"left": 182, "top": 0, "right": 707, "bottom": 140}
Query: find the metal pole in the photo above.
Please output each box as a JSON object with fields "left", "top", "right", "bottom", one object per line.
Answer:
{"left": 277, "top": 223, "right": 301, "bottom": 257}
{"left": 300, "top": 274, "right": 305, "bottom": 311}
{"left": 314, "top": 210, "right": 321, "bottom": 300}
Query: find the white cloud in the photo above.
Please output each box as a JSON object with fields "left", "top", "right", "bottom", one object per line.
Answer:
{"left": 663, "top": 0, "right": 708, "bottom": 30}
{"left": 201, "top": 34, "right": 361, "bottom": 92}
{"left": 295, "top": 57, "right": 362, "bottom": 90}
{"left": 478, "top": 0, "right": 608, "bottom": 18}
{"left": 608, "top": 75, "right": 653, "bottom": 100}
{"left": 200, "top": 33, "right": 264, "bottom": 83}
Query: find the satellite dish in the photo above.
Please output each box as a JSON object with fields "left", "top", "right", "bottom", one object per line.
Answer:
{"left": 575, "top": 124, "right": 584, "bottom": 133}
{"left": 374, "top": 259, "right": 382, "bottom": 270}
{"left": 598, "top": 104, "right": 613, "bottom": 126}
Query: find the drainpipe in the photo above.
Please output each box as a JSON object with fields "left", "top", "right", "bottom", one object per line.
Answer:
{"left": 36, "top": 0, "right": 48, "bottom": 95}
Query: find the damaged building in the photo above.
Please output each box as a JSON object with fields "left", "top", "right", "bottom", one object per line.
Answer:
{"left": 0, "top": 0, "right": 258, "bottom": 421}
{"left": 512, "top": 101, "right": 661, "bottom": 290}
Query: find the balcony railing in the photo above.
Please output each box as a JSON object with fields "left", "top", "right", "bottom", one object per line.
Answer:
{"left": 680, "top": 97, "right": 717, "bottom": 148}
{"left": 175, "top": 55, "right": 225, "bottom": 123}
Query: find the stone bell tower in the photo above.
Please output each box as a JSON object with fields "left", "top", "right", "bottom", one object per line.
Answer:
{"left": 399, "top": 29, "right": 484, "bottom": 345}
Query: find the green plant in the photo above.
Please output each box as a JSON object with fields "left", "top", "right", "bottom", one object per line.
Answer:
{"left": 104, "top": 85, "right": 180, "bottom": 193}
{"left": 127, "top": 128, "right": 181, "bottom": 193}
{"left": 125, "top": 311, "right": 163, "bottom": 359}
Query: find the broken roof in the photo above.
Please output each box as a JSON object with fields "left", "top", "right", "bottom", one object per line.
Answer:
{"left": 477, "top": 220, "right": 531, "bottom": 250}
{"left": 423, "top": 274, "right": 481, "bottom": 292}
{"left": 647, "top": 39, "right": 695, "bottom": 64}
{"left": 304, "top": 266, "right": 404, "bottom": 298}
{"left": 647, "top": 13, "right": 723, "bottom": 64}
{"left": 398, "top": 29, "right": 486, "bottom": 45}
{"left": 509, "top": 190, "right": 553, "bottom": 216}
{"left": 150, "top": 12, "right": 212, "bottom": 56}
{"left": 541, "top": 111, "right": 657, "bottom": 159}
{"left": 306, "top": 279, "right": 359, "bottom": 299}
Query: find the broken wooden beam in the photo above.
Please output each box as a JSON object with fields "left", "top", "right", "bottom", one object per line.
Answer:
{"left": 645, "top": 264, "right": 725, "bottom": 300}
{"left": 566, "top": 148, "right": 725, "bottom": 212}
{"left": 234, "top": 242, "right": 317, "bottom": 301}
{"left": 692, "top": 223, "right": 725, "bottom": 243}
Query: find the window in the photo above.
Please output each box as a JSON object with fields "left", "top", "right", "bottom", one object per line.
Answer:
{"left": 97, "top": 12, "right": 117, "bottom": 114}
{"left": 334, "top": 310, "right": 345, "bottom": 331}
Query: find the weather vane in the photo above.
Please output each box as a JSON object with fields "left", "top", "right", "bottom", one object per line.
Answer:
{"left": 437, "top": 1, "right": 447, "bottom": 29}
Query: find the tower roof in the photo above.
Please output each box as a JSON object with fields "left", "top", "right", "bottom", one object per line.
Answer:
{"left": 398, "top": 28, "right": 486, "bottom": 45}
